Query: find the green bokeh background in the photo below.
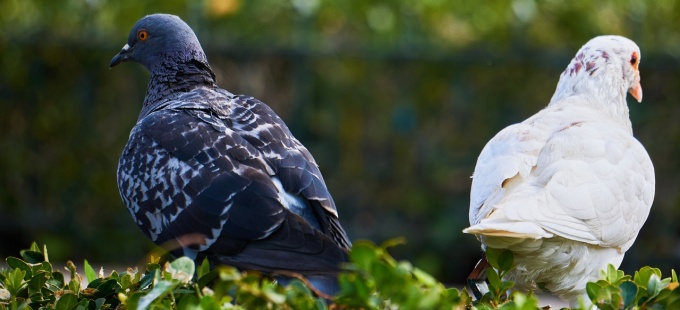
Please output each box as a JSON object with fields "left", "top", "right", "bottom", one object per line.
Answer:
{"left": 1, "top": 0, "right": 678, "bottom": 284}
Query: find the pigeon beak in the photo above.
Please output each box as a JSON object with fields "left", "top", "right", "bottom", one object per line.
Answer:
{"left": 629, "top": 84, "right": 642, "bottom": 103}
{"left": 109, "top": 44, "right": 132, "bottom": 68}
{"left": 628, "top": 72, "right": 643, "bottom": 102}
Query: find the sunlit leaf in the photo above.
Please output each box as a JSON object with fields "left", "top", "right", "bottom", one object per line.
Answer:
{"left": 586, "top": 281, "right": 601, "bottom": 301}
{"left": 197, "top": 258, "right": 210, "bottom": 280}
{"left": 84, "top": 260, "right": 97, "bottom": 283}
{"left": 166, "top": 256, "right": 195, "bottom": 284}
{"left": 648, "top": 273, "right": 662, "bottom": 298}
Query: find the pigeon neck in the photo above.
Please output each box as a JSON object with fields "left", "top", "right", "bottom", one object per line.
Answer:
{"left": 143, "top": 59, "right": 217, "bottom": 107}
{"left": 549, "top": 72, "right": 632, "bottom": 132}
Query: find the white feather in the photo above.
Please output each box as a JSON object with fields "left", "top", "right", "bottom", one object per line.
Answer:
{"left": 464, "top": 35, "right": 654, "bottom": 305}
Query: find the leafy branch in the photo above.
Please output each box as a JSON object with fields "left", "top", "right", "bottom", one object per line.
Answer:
{"left": 0, "top": 242, "right": 677, "bottom": 309}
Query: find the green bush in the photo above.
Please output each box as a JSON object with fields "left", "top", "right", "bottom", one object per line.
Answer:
{"left": 0, "top": 242, "right": 677, "bottom": 309}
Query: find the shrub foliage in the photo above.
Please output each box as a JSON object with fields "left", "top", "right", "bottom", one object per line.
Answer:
{"left": 0, "top": 241, "right": 677, "bottom": 309}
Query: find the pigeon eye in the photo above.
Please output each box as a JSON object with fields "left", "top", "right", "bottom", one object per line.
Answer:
{"left": 137, "top": 29, "right": 149, "bottom": 41}
{"left": 630, "top": 52, "right": 638, "bottom": 66}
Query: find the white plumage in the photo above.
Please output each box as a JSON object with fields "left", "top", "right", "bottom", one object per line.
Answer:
{"left": 464, "top": 35, "right": 654, "bottom": 304}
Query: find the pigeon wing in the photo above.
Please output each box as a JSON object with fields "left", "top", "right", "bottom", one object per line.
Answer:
{"left": 515, "top": 116, "right": 654, "bottom": 249}
{"left": 118, "top": 106, "right": 347, "bottom": 270}
{"left": 223, "top": 94, "right": 352, "bottom": 249}
{"left": 466, "top": 107, "right": 654, "bottom": 250}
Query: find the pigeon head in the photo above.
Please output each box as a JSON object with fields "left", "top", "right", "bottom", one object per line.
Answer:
{"left": 110, "top": 14, "right": 211, "bottom": 74}
{"left": 550, "top": 35, "right": 642, "bottom": 107}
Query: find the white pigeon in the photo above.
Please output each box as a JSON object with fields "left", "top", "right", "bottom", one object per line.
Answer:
{"left": 463, "top": 35, "right": 655, "bottom": 305}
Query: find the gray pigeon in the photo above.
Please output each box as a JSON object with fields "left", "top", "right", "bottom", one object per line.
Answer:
{"left": 110, "top": 14, "right": 351, "bottom": 295}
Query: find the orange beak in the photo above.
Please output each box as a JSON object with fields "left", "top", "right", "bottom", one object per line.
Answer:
{"left": 629, "top": 71, "right": 642, "bottom": 102}
{"left": 629, "top": 83, "right": 642, "bottom": 102}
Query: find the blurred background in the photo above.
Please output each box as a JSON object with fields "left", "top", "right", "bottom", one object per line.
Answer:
{"left": 1, "top": 0, "right": 679, "bottom": 284}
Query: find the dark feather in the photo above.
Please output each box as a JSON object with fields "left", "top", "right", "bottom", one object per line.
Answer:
{"left": 114, "top": 14, "right": 351, "bottom": 296}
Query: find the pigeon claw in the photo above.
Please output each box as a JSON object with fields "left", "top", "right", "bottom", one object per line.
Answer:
{"left": 467, "top": 257, "right": 490, "bottom": 300}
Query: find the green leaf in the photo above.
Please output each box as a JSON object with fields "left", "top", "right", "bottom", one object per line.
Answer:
{"left": 138, "top": 270, "right": 155, "bottom": 290}
{"left": 20, "top": 251, "right": 45, "bottom": 264}
{"left": 109, "top": 270, "right": 120, "bottom": 282}
{"left": 197, "top": 295, "right": 221, "bottom": 310}
{"left": 136, "top": 280, "right": 179, "bottom": 310}
{"left": 124, "top": 291, "right": 144, "bottom": 310}
{"left": 43, "top": 244, "right": 50, "bottom": 262}
{"left": 349, "top": 241, "right": 379, "bottom": 271}
{"left": 380, "top": 237, "right": 407, "bottom": 250}
{"left": 83, "top": 260, "right": 97, "bottom": 283}
{"left": 314, "top": 298, "right": 329, "bottom": 310}
{"left": 94, "top": 279, "right": 120, "bottom": 298}
{"left": 87, "top": 278, "right": 103, "bottom": 289}
{"left": 666, "top": 289, "right": 680, "bottom": 309}
{"left": 6, "top": 256, "right": 32, "bottom": 279}
{"left": 412, "top": 267, "right": 437, "bottom": 287}
{"left": 6, "top": 268, "right": 27, "bottom": 296}
{"left": 602, "top": 264, "right": 621, "bottom": 283}
{"left": 119, "top": 274, "right": 133, "bottom": 291}
{"left": 500, "top": 280, "right": 515, "bottom": 293}
{"left": 197, "top": 270, "right": 219, "bottom": 289}
{"left": 74, "top": 298, "right": 89, "bottom": 310}
{"left": 93, "top": 298, "right": 106, "bottom": 310}
{"left": 620, "top": 281, "right": 638, "bottom": 308}
{"left": 177, "top": 293, "right": 200, "bottom": 310}
{"left": 586, "top": 282, "right": 601, "bottom": 301}
{"left": 486, "top": 267, "right": 501, "bottom": 290}
{"left": 634, "top": 266, "right": 661, "bottom": 288}
{"left": 497, "top": 250, "right": 514, "bottom": 272}
{"left": 167, "top": 257, "right": 195, "bottom": 284}
{"left": 197, "top": 258, "right": 210, "bottom": 280}
{"left": 673, "top": 269, "right": 678, "bottom": 283}
{"left": 27, "top": 271, "right": 48, "bottom": 294}
{"left": 648, "top": 273, "right": 662, "bottom": 298}
{"left": 485, "top": 248, "right": 502, "bottom": 270}
{"left": 37, "top": 261, "right": 52, "bottom": 273}
{"left": 28, "top": 292, "right": 51, "bottom": 308}
{"left": 262, "top": 285, "right": 285, "bottom": 304}
{"left": 506, "top": 292, "right": 539, "bottom": 310}
{"left": 29, "top": 242, "right": 40, "bottom": 252}
{"left": 654, "top": 287, "right": 673, "bottom": 304}
{"left": 217, "top": 266, "right": 242, "bottom": 282}
{"left": 54, "top": 293, "right": 78, "bottom": 310}
{"left": 48, "top": 271, "right": 65, "bottom": 290}
{"left": 68, "top": 278, "right": 81, "bottom": 293}
{"left": 146, "top": 262, "right": 162, "bottom": 274}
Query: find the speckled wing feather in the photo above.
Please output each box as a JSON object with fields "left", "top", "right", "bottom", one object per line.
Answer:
{"left": 224, "top": 94, "right": 352, "bottom": 249}
{"left": 118, "top": 87, "right": 350, "bottom": 274}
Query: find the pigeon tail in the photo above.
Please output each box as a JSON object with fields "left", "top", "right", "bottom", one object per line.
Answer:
{"left": 463, "top": 223, "right": 553, "bottom": 239}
